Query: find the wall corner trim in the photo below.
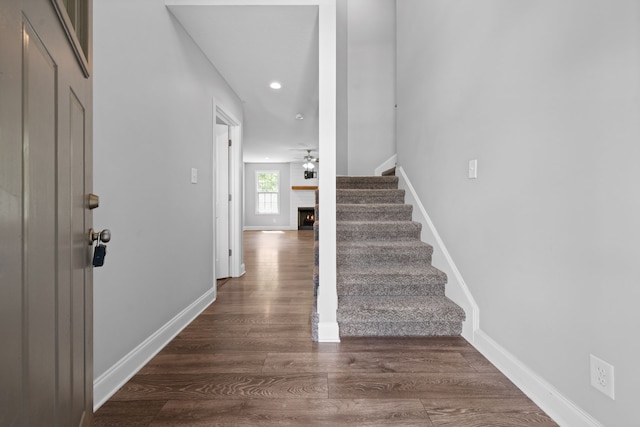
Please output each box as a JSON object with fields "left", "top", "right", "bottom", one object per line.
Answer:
{"left": 93, "top": 287, "right": 216, "bottom": 411}
{"left": 474, "top": 330, "right": 604, "bottom": 427}
{"left": 374, "top": 154, "right": 397, "bottom": 176}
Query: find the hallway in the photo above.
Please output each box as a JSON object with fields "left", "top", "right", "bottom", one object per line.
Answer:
{"left": 94, "top": 230, "right": 557, "bottom": 426}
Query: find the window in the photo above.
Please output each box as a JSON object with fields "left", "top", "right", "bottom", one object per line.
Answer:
{"left": 52, "top": 0, "right": 91, "bottom": 76}
{"left": 256, "top": 171, "right": 279, "bottom": 214}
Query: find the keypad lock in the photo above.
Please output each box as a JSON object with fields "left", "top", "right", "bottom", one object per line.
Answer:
{"left": 93, "top": 243, "right": 107, "bottom": 267}
{"left": 89, "top": 228, "right": 111, "bottom": 267}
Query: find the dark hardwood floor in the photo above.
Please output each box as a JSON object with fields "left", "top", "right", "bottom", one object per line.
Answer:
{"left": 94, "top": 230, "right": 558, "bottom": 426}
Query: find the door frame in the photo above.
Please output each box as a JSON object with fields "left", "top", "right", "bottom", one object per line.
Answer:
{"left": 213, "top": 101, "right": 244, "bottom": 280}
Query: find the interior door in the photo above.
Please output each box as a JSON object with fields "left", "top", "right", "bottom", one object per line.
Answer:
{"left": 0, "top": 0, "right": 93, "bottom": 425}
{"left": 215, "top": 124, "right": 231, "bottom": 279}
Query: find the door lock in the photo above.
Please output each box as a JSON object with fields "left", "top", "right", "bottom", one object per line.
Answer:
{"left": 88, "top": 193, "right": 100, "bottom": 210}
{"left": 88, "top": 228, "right": 111, "bottom": 245}
{"left": 89, "top": 228, "right": 111, "bottom": 267}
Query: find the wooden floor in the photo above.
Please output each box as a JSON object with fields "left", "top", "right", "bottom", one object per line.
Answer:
{"left": 94, "top": 230, "right": 558, "bottom": 426}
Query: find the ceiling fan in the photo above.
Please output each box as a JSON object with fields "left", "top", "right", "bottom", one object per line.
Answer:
{"left": 302, "top": 150, "right": 319, "bottom": 170}
{"left": 300, "top": 149, "right": 319, "bottom": 170}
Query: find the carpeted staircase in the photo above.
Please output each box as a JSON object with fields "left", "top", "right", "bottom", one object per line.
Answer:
{"left": 311, "top": 176, "right": 465, "bottom": 340}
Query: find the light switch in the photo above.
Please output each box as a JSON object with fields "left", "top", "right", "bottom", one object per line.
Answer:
{"left": 191, "top": 168, "right": 198, "bottom": 184}
{"left": 468, "top": 159, "right": 478, "bottom": 179}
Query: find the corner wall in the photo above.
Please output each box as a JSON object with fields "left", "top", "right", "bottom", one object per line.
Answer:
{"left": 93, "top": 0, "right": 243, "bottom": 407}
{"left": 339, "top": 0, "right": 396, "bottom": 176}
{"left": 396, "top": 1, "right": 640, "bottom": 425}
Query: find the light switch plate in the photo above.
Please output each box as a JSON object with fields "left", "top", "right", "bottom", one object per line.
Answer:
{"left": 468, "top": 159, "right": 478, "bottom": 179}
{"left": 191, "top": 168, "right": 198, "bottom": 184}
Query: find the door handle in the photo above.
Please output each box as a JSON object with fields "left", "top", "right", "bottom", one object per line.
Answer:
{"left": 88, "top": 228, "right": 111, "bottom": 245}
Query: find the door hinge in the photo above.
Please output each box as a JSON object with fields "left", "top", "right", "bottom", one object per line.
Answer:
{"left": 228, "top": 139, "right": 232, "bottom": 147}
{"left": 229, "top": 249, "right": 232, "bottom": 256}
{"left": 228, "top": 194, "right": 232, "bottom": 202}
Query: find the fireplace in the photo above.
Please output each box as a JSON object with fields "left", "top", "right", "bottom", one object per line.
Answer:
{"left": 298, "top": 207, "right": 315, "bottom": 230}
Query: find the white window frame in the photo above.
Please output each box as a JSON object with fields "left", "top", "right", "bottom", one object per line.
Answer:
{"left": 255, "top": 170, "right": 280, "bottom": 215}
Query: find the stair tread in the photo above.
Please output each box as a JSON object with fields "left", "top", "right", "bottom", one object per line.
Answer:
{"left": 336, "top": 205, "right": 413, "bottom": 211}
{"left": 337, "top": 189, "right": 406, "bottom": 205}
{"left": 337, "top": 220, "right": 420, "bottom": 225}
{"left": 338, "top": 296, "right": 466, "bottom": 323}
{"left": 337, "top": 189, "right": 403, "bottom": 194}
{"left": 337, "top": 264, "right": 447, "bottom": 296}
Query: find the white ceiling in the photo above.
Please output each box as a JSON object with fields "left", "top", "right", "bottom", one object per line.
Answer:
{"left": 168, "top": 5, "right": 320, "bottom": 163}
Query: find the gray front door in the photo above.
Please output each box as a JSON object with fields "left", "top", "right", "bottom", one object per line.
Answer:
{"left": 0, "top": 0, "right": 93, "bottom": 425}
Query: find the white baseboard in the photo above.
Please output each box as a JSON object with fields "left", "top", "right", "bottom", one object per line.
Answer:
{"left": 243, "top": 226, "right": 297, "bottom": 231}
{"left": 474, "top": 330, "right": 603, "bottom": 427}
{"left": 93, "top": 287, "right": 216, "bottom": 411}
{"left": 397, "top": 165, "right": 601, "bottom": 427}
{"left": 397, "top": 166, "right": 479, "bottom": 338}
{"left": 374, "top": 154, "right": 397, "bottom": 176}
{"left": 317, "top": 321, "right": 340, "bottom": 342}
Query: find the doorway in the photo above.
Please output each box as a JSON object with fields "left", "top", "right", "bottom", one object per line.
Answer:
{"left": 215, "top": 121, "right": 230, "bottom": 279}
{"left": 214, "top": 105, "right": 241, "bottom": 281}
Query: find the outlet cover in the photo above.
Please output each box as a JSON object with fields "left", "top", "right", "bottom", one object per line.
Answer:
{"left": 590, "top": 354, "right": 615, "bottom": 400}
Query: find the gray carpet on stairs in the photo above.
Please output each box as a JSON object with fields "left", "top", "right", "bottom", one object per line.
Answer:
{"left": 312, "top": 175, "right": 465, "bottom": 340}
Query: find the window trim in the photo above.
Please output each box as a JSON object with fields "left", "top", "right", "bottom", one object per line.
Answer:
{"left": 255, "top": 170, "right": 280, "bottom": 215}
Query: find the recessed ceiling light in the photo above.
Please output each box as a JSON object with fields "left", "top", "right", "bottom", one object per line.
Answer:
{"left": 295, "top": 114, "right": 304, "bottom": 120}
{"left": 269, "top": 81, "right": 282, "bottom": 90}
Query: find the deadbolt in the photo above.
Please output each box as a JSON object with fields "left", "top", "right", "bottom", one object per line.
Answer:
{"left": 88, "top": 193, "right": 100, "bottom": 210}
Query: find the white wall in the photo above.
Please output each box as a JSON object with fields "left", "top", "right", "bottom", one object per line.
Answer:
{"left": 244, "top": 163, "right": 292, "bottom": 229}
{"left": 345, "top": 0, "right": 396, "bottom": 175}
{"left": 396, "top": 1, "right": 640, "bottom": 425}
{"left": 93, "top": 0, "right": 243, "bottom": 406}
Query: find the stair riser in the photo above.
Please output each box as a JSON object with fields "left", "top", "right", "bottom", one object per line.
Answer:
{"left": 337, "top": 190, "right": 405, "bottom": 205}
{"left": 337, "top": 222, "right": 421, "bottom": 241}
{"left": 337, "top": 283, "right": 445, "bottom": 297}
{"left": 337, "top": 176, "right": 399, "bottom": 189}
{"left": 337, "top": 205, "right": 413, "bottom": 222}
{"left": 338, "top": 322, "right": 463, "bottom": 337}
{"left": 336, "top": 248, "right": 432, "bottom": 266}
{"left": 338, "top": 270, "right": 447, "bottom": 287}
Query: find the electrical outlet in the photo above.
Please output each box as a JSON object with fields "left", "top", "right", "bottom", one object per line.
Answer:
{"left": 590, "top": 354, "right": 615, "bottom": 400}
